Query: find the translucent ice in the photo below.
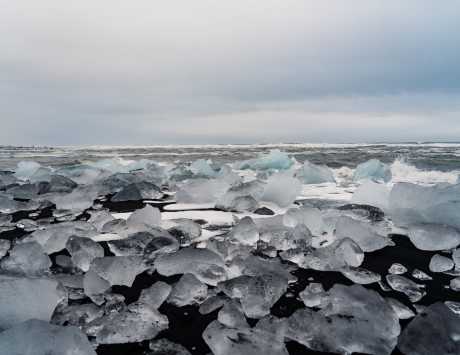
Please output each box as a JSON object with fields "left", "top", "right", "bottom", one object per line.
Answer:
{"left": 261, "top": 172, "right": 301, "bottom": 207}
{"left": 386, "top": 298, "right": 415, "bottom": 320}
{"left": 407, "top": 223, "right": 460, "bottom": 251}
{"left": 15, "top": 161, "right": 41, "bottom": 180}
{"left": 296, "top": 160, "right": 335, "bottom": 184}
{"left": 0, "top": 242, "right": 51, "bottom": 276}
{"left": 341, "top": 266, "right": 382, "bottom": 284}
{"left": 429, "top": 254, "right": 454, "bottom": 272}
{"left": 66, "top": 236, "right": 104, "bottom": 272}
{"left": 148, "top": 339, "right": 192, "bottom": 355}
{"left": 228, "top": 216, "right": 259, "bottom": 246}
{"left": 386, "top": 275, "right": 426, "bottom": 302}
{"left": 168, "top": 273, "right": 208, "bottom": 307}
{"left": 299, "top": 282, "right": 327, "bottom": 307}
{"left": 127, "top": 204, "right": 161, "bottom": 229}
{"left": 239, "top": 149, "right": 294, "bottom": 171}
{"left": 389, "top": 263, "right": 408, "bottom": 275}
{"left": 353, "top": 159, "right": 392, "bottom": 182}
{"left": 283, "top": 206, "right": 324, "bottom": 236}
{"left": 190, "top": 159, "right": 217, "bottom": 177}
{"left": 90, "top": 256, "right": 147, "bottom": 287}
{"left": 138, "top": 281, "right": 172, "bottom": 309}
{"left": 351, "top": 180, "right": 390, "bottom": 211}
{"left": 176, "top": 178, "right": 230, "bottom": 204}
{"left": 111, "top": 182, "right": 162, "bottom": 202}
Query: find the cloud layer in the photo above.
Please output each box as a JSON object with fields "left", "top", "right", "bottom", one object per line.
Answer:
{"left": 1, "top": 1, "right": 459, "bottom": 144}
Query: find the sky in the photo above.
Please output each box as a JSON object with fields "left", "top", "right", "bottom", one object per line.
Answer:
{"left": 1, "top": 0, "right": 460, "bottom": 145}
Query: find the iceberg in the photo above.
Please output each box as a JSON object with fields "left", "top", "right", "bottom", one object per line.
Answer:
{"left": 296, "top": 160, "right": 335, "bottom": 184}
{"left": 239, "top": 149, "right": 294, "bottom": 171}
{"left": 353, "top": 159, "right": 392, "bottom": 182}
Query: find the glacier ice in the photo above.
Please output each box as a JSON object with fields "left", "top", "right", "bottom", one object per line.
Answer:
{"left": 386, "top": 275, "right": 426, "bottom": 302}
{"left": 239, "top": 149, "right": 294, "bottom": 171}
{"left": 261, "top": 171, "right": 301, "bottom": 207}
{"left": 168, "top": 273, "right": 208, "bottom": 307}
{"left": 353, "top": 159, "right": 392, "bottom": 182}
{"left": 66, "top": 236, "right": 104, "bottom": 272}
{"left": 0, "top": 241, "right": 51, "bottom": 276}
{"left": 296, "top": 160, "right": 335, "bottom": 184}
{"left": 429, "top": 254, "right": 454, "bottom": 272}
{"left": 407, "top": 223, "right": 460, "bottom": 251}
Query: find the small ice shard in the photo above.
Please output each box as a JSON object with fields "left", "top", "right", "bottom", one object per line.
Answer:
{"left": 296, "top": 160, "right": 335, "bottom": 184}
{"left": 0, "top": 275, "right": 66, "bottom": 330}
{"left": 389, "top": 263, "right": 408, "bottom": 275}
{"left": 14, "top": 161, "right": 41, "bottom": 180}
{"left": 24, "top": 221, "right": 96, "bottom": 254}
{"left": 168, "top": 273, "right": 208, "bottom": 307}
{"left": 138, "top": 281, "right": 172, "bottom": 309}
{"left": 87, "top": 209, "right": 115, "bottom": 231}
{"left": 445, "top": 301, "right": 460, "bottom": 315}
{"left": 0, "top": 239, "right": 11, "bottom": 259}
{"left": 397, "top": 302, "right": 460, "bottom": 355}
{"left": 429, "top": 254, "right": 454, "bottom": 272}
{"left": 111, "top": 182, "right": 162, "bottom": 202}
{"left": 280, "top": 238, "right": 364, "bottom": 271}
{"left": 335, "top": 215, "right": 392, "bottom": 252}
{"left": 148, "top": 339, "right": 192, "bottom": 355}
{"left": 84, "top": 303, "right": 168, "bottom": 344}
{"left": 287, "top": 284, "right": 400, "bottom": 355}
{"left": 407, "top": 223, "right": 460, "bottom": 251}
{"left": 66, "top": 236, "right": 104, "bottom": 272}
{"left": 203, "top": 319, "right": 288, "bottom": 355}
{"left": 0, "top": 319, "right": 97, "bottom": 355}
{"left": 239, "top": 149, "right": 294, "bottom": 171}
{"left": 353, "top": 159, "right": 392, "bottom": 182}
{"left": 0, "top": 241, "right": 51, "bottom": 276}
{"left": 450, "top": 277, "right": 460, "bottom": 291}
{"left": 411, "top": 268, "right": 433, "bottom": 281}
{"left": 351, "top": 180, "right": 390, "bottom": 211}
{"left": 218, "top": 274, "right": 287, "bottom": 318}
{"left": 261, "top": 172, "right": 301, "bottom": 207}
{"left": 217, "top": 300, "right": 248, "bottom": 328}
{"left": 228, "top": 216, "right": 259, "bottom": 246}
{"left": 341, "top": 266, "right": 382, "bottom": 284}
{"left": 52, "top": 303, "right": 104, "bottom": 327}
{"left": 283, "top": 206, "right": 324, "bottom": 235}
{"left": 386, "top": 275, "right": 426, "bottom": 302}
{"left": 190, "top": 159, "right": 217, "bottom": 177}
{"left": 83, "top": 270, "right": 111, "bottom": 305}
{"left": 386, "top": 298, "right": 415, "bottom": 320}
{"left": 89, "top": 256, "right": 147, "bottom": 287}
{"left": 154, "top": 247, "right": 226, "bottom": 286}
{"left": 299, "top": 282, "right": 327, "bottom": 307}
{"left": 176, "top": 178, "right": 230, "bottom": 204}
{"left": 127, "top": 204, "right": 161, "bottom": 229}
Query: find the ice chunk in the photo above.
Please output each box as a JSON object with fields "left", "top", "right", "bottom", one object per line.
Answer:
{"left": 155, "top": 247, "right": 226, "bottom": 286}
{"left": 0, "top": 242, "right": 51, "bottom": 276}
{"left": 351, "top": 180, "right": 390, "bottom": 211}
{"left": 217, "top": 300, "right": 248, "bottom": 328}
{"left": 299, "top": 282, "right": 327, "bottom": 307}
{"left": 111, "top": 182, "right": 162, "bottom": 202}
{"left": 283, "top": 206, "right": 324, "bottom": 236}
{"left": 203, "top": 319, "right": 288, "bottom": 355}
{"left": 168, "top": 273, "right": 208, "bottom": 307}
{"left": 335, "top": 215, "right": 392, "bottom": 252}
{"left": 0, "top": 239, "right": 11, "bottom": 259}
{"left": 398, "top": 302, "right": 460, "bottom": 355}
{"left": 90, "top": 256, "right": 147, "bottom": 287}
{"left": 261, "top": 172, "right": 301, "bottom": 207}
{"left": 216, "top": 180, "right": 263, "bottom": 212}
{"left": 386, "top": 275, "right": 426, "bottom": 302}
{"left": 190, "top": 159, "right": 217, "bottom": 177}
{"left": 84, "top": 303, "right": 168, "bottom": 344}
{"left": 46, "top": 174, "right": 78, "bottom": 193}
{"left": 0, "top": 319, "right": 96, "bottom": 355}
{"left": 218, "top": 274, "right": 287, "bottom": 318}
{"left": 216, "top": 195, "right": 258, "bottom": 212}
{"left": 138, "top": 281, "right": 172, "bottom": 309}
{"left": 15, "top": 161, "right": 41, "bottom": 180}
{"left": 176, "top": 178, "right": 230, "bottom": 204}
{"left": 56, "top": 164, "right": 108, "bottom": 185}
{"left": 87, "top": 209, "right": 115, "bottom": 231}
{"left": 166, "top": 218, "right": 202, "bottom": 245}
{"left": 83, "top": 270, "right": 111, "bottom": 305}
{"left": 287, "top": 284, "right": 400, "bottom": 355}
{"left": 0, "top": 275, "right": 66, "bottom": 330}
{"left": 387, "top": 298, "right": 415, "bottom": 320}
{"left": 429, "top": 254, "right": 454, "bottom": 272}
{"left": 280, "top": 238, "right": 364, "bottom": 271}
{"left": 228, "top": 216, "right": 259, "bottom": 246}
{"left": 66, "top": 236, "right": 104, "bottom": 272}
{"left": 341, "top": 266, "right": 382, "bottom": 284}
{"left": 47, "top": 186, "right": 98, "bottom": 212}
{"left": 453, "top": 248, "right": 460, "bottom": 269}
{"left": 353, "top": 159, "right": 392, "bottom": 182}
{"left": 412, "top": 269, "right": 432, "bottom": 281}
{"left": 239, "top": 149, "right": 294, "bottom": 171}
{"left": 0, "top": 171, "right": 18, "bottom": 189}
{"left": 389, "top": 263, "right": 407, "bottom": 275}
{"left": 450, "top": 277, "right": 460, "bottom": 291}
{"left": 296, "top": 160, "right": 335, "bottom": 184}
{"left": 24, "top": 221, "right": 97, "bottom": 254}
{"left": 52, "top": 303, "right": 104, "bottom": 327}
{"left": 148, "top": 339, "right": 191, "bottom": 355}
{"left": 407, "top": 223, "right": 460, "bottom": 251}
{"left": 127, "top": 204, "right": 161, "bottom": 228}
{"left": 445, "top": 301, "right": 460, "bottom": 315}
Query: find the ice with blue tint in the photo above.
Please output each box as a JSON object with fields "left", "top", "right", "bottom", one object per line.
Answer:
{"left": 190, "top": 159, "right": 218, "bottom": 177}
{"left": 261, "top": 171, "right": 301, "bottom": 207}
{"left": 239, "top": 149, "right": 294, "bottom": 170}
{"left": 353, "top": 159, "right": 392, "bottom": 182}
{"left": 296, "top": 160, "right": 335, "bottom": 184}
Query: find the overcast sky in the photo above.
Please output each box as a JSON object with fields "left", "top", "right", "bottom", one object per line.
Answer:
{"left": 1, "top": 1, "right": 460, "bottom": 145}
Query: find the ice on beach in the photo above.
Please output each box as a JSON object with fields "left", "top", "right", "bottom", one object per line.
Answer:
{"left": 411, "top": 269, "right": 432, "bottom": 281}
{"left": 190, "top": 159, "right": 217, "bottom": 177}
{"left": 87, "top": 209, "right": 115, "bottom": 231}
{"left": 176, "top": 178, "right": 230, "bottom": 204}
{"left": 228, "top": 216, "right": 259, "bottom": 246}
{"left": 84, "top": 303, "right": 168, "bottom": 344}
{"left": 138, "top": 281, "right": 172, "bottom": 309}
{"left": 217, "top": 300, "right": 248, "bottom": 328}
{"left": 52, "top": 302, "right": 104, "bottom": 327}
{"left": 0, "top": 241, "right": 51, "bottom": 276}
{"left": 287, "top": 284, "right": 400, "bottom": 355}
{"left": 398, "top": 302, "right": 460, "bottom": 355}
{"left": 389, "top": 263, "right": 408, "bottom": 275}
{"left": 14, "top": 161, "right": 41, "bottom": 180}
{"left": 66, "top": 236, "right": 104, "bottom": 272}
{"left": 0, "top": 319, "right": 96, "bottom": 355}
{"left": 168, "top": 273, "right": 208, "bottom": 307}
{"left": 353, "top": 159, "right": 392, "bottom": 182}
{"left": 148, "top": 339, "right": 192, "bottom": 355}
{"left": 341, "top": 266, "right": 382, "bottom": 284}
{"left": 387, "top": 298, "right": 415, "bottom": 320}
{"left": 216, "top": 180, "right": 264, "bottom": 212}
{"left": 407, "top": 223, "right": 460, "bottom": 251}
{"left": 299, "top": 282, "right": 327, "bottom": 307}
{"left": 351, "top": 180, "right": 390, "bottom": 211}
{"left": 0, "top": 239, "right": 11, "bottom": 259}
{"left": 239, "top": 149, "right": 294, "bottom": 171}
{"left": 386, "top": 275, "right": 426, "bottom": 302}
{"left": 429, "top": 254, "right": 454, "bottom": 272}
{"left": 127, "top": 204, "right": 161, "bottom": 228}
{"left": 154, "top": 247, "right": 226, "bottom": 286}
{"left": 283, "top": 206, "right": 324, "bottom": 235}
{"left": 261, "top": 172, "right": 301, "bottom": 207}
{"left": 217, "top": 274, "right": 287, "bottom": 318}
{"left": 83, "top": 270, "right": 111, "bottom": 304}
{"left": 89, "top": 256, "right": 147, "bottom": 287}
{"left": 450, "top": 277, "right": 460, "bottom": 291}
{"left": 296, "top": 160, "right": 335, "bottom": 184}
{"left": 166, "top": 218, "right": 202, "bottom": 245}
{"left": 111, "top": 182, "right": 163, "bottom": 202}
{"left": 0, "top": 171, "right": 18, "bottom": 189}
{"left": 0, "top": 275, "right": 66, "bottom": 330}
{"left": 335, "top": 215, "right": 393, "bottom": 252}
